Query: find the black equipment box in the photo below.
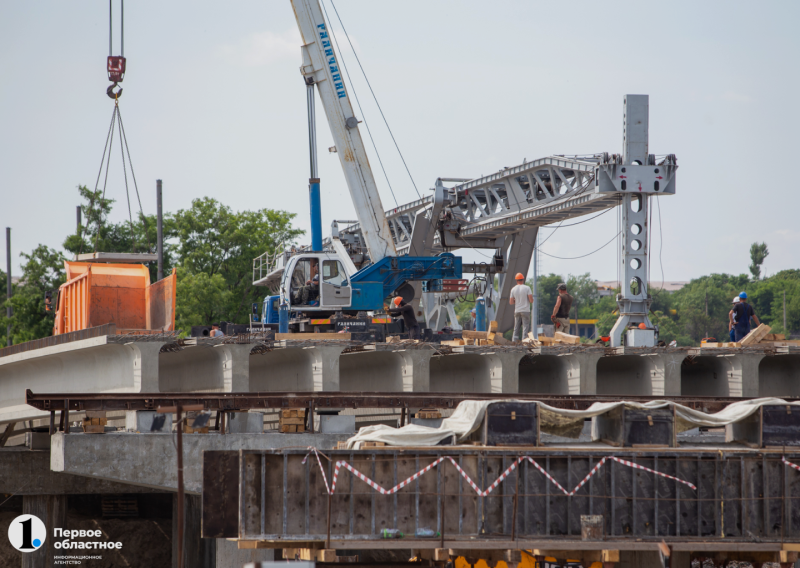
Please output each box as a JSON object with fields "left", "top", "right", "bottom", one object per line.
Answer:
{"left": 480, "top": 401, "right": 538, "bottom": 446}
{"left": 761, "top": 404, "right": 800, "bottom": 447}
{"left": 594, "top": 405, "right": 675, "bottom": 447}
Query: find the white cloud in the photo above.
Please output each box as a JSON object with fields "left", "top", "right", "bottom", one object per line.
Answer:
{"left": 216, "top": 28, "right": 302, "bottom": 67}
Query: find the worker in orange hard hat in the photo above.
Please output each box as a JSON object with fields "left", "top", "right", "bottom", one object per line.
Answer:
{"left": 551, "top": 283, "right": 573, "bottom": 334}
{"left": 508, "top": 272, "right": 533, "bottom": 342}
{"left": 385, "top": 295, "right": 421, "bottom": 340}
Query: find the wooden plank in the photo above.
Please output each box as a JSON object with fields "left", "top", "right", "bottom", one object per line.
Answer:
{"left": 492, "top": 334, "right": 511, "bottom": 346}
{"left": 440, "top": 340, "right": 465, "bottom": 346}
{"left": 489, "top": 320, "right": 498, "bottom": 332}
{"left": 280, "top": 417, "right": 305, "bottom": 426}
{"left": 462, "top": 330, "right": 489, "bottom": 339}
{"left": 554, "top": 331, "right": 581, "bottom": 344}
{"left": 275, "top": 332, "right": 351, "bottom": 340}
{"left": 82, "top": 424, "right": 105, "bottom": 434}
{"left": 740, "top": 323, "right": 771, "bottom": 346}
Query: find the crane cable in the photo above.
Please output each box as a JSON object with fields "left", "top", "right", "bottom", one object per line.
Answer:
{"left": 78, "top": 0, "right": 150, "bottom": 256}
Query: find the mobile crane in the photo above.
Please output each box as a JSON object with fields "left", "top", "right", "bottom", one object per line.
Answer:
{"left": 251, "top": 0, "right": 462, "bottom": 337}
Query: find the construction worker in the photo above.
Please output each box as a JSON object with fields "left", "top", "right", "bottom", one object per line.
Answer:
{"left": 210, "top": 323, "right": 224, "bottom": 338}
{"left": 732, "top": 291, "right": 760, "bottom": 341}
{"left": 728, "top": 297, "right": 740, "bottom": 342}
{"left": 551, "top": 283, "right": 573, "bottom": 334}
{"left": 386, "top": 296, "right": 421, "bottom": 340}
{"left": 464, "top": 308, "right": 476, "bottom": 331}
{"left": 508, "top": 273, "right": 533, "bottom": 342}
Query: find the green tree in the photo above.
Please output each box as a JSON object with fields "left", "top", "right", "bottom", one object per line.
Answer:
{"left": 749, "top": 242, "right": 769, "bottom": 280}
{"left": 172, "top": 198, "right": 303, "bottom": 325}
{"left": 175, "top": 268, "right": 233, "bottom": 332}
{"left": 63, "top": 186, "right": 173, "bottom": 283}
{"left": 7, "top": 246, "right": 66, "bottom": 343}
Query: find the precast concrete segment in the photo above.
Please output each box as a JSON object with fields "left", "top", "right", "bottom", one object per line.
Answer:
{"left": 596, "top": 355, "right": 659, "bottom": 395}
{"left": 158, "top": 344, "right": 227, "bottom": 392}
{"left": 339, "top": 351, "right": 406, "bottom": 392}
{"left": 430, "top": 354, "right": 492, "bottom": 392}
{"left": 759, "top": 354, "right": 800, "bottom": 397}
{"left": 0, "top": 337, "right": 167, "bottom": 423}
{"left": 50, "top": 432, "right": 351, "bottom": 493}
{"left": 681, "top": 353, "right": 763, "bottom": 397}
{"left": 519, "top": 355, "right": 576, "bottom": 394}
{"left": 249, "top": 346, "right": 316, "bottom": 391}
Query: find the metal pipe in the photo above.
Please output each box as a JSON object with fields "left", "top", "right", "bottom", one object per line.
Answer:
{"left": 176, "top": 407, "right": 184, "bottom": 568}
{"left": 307, "top": 81, "right": 322, "bottom": 252}
{"left": 532, "top": 233, "right": 538, "bottom": 339}
{"left": 475, "top": 297, "right": 486, "bottom": 332}
{"left": 6, "top": 227, "right": 11, "bottom": 347}
{"left": 76, "top": 206, "right": 81, "bottom": 236}
{"left": 157, "top": 180, "right": 163, "bottom": 281}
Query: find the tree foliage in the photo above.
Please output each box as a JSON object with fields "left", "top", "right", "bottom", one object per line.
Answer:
{"left": 749, "top": 242, "right": 769, "bottom": 280}
{"left": 5, "top": 187, "right": 303, "bottom": 344}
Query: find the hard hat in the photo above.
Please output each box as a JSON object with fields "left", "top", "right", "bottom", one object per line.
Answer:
{"left": 732, "top": 297, "right": 740, "bottom": 304}
{"left": 739, "top": 292, "right": 747, "bottom": 299}
{"left": 638, "top": 323, "right": 647, "bottom": 330}
{"left": 557, "top": 283, "right": 567, "bottom": 290}
{"left": 515, "top": 273, "right": 525, "bottom": 280}
{"left": 393, "top": 296, "right": 403, "bottom": 307}
{"left": 470, "top": 308, "right": 476, "bottom": 314}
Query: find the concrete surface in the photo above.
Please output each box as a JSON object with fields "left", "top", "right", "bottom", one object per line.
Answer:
{"left": 51, "top": 432, "right": 350, "bottom": 493}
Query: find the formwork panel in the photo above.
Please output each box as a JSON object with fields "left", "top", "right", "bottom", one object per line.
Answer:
{"left": 228, "top": 449, "right": 800, "bottom": 544}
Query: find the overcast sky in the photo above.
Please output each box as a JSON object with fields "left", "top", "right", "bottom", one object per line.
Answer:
{"left": 2, "top": 1, "right": 799, "bottom": 283}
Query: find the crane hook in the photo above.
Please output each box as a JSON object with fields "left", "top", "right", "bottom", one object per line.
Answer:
{"left": 106, "top": 83, "right": 123, "bottom": 99}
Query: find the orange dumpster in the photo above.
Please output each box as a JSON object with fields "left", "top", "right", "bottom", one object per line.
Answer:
{"left": 53, "top": 261, "right": 176, "bottom": 335}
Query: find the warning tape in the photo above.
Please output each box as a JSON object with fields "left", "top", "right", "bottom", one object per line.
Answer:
{"left": 302, "top": 447, "right": 697, "bottom": 496}
{"left": 783, "top": 456, "right": 800, "bottom": 472}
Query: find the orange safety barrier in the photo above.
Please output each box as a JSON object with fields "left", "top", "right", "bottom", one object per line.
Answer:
{"left": 54, "top": 262, "right": 176, "bottom": 335}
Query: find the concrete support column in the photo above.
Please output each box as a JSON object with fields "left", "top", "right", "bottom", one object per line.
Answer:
{"left": 126, "top": 342, "right": 164, "bottom": 392}
{"left": 642, "top": 354, "right": 667, "bottom": 396}
{"left": 399, "top": 349, "right": 434, "bottom": 392}
{"left": 310, "top": 345, "right": 346, "bottom": 391}
{"left": 569, "top": 352, "right": 604, "bottom": 394}
{"left": 22, "top": 494, "right": 67, "bottom": 568}
{"left": 737, "top": 353, "right": 765, "bottom": 397}
{"left": 218, "top": 344, "right": 252, "bottom": 392}
{"left": 661, "top": 353, "right": 686, "bottom": 396}
{"left": 215, "top": 538, "right": 274, "bottom": 568}
{"left": 486, "top": 352, "right": 526, "bottom": 393}
{"left": 173, "top": 494, "right": 214, "bottom": 568}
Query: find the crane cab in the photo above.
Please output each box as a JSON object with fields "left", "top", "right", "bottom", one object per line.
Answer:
{"left": 280, "top": 252, "right": 352, "bottom": 313}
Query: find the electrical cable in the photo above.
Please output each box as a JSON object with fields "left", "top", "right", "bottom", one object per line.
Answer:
{"left": 329, "top": 0, "right": 422, "bottom": 199}
{"left": 536, "top": 206, "right": 613, "bottom": 228}
{"left": 320, "top": 0, "right": 399, "bottom": 207}
{"left": 538, "top": 230, "right": 621, "bottom": 260}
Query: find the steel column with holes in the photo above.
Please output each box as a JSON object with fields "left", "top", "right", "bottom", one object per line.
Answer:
{"left": 610, "top": 95, "right": 653, "bottom": 346}
{"left": 495, "top": 228, "right": 538, "bottom": 333}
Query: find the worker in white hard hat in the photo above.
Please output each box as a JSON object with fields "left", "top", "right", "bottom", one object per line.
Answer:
{"left": 509, "top": 273, "right": 533, "bottom": 342}
{"left": 728, "top": 297, "right": 740, "bottom": 343}
{"left": 464, "top": 308, "right": 477, "bottom": 331}
{"left": 385, "top": 296, "right": 420, "bottom": 340}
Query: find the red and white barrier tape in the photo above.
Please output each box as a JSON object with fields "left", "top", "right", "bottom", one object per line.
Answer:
{"left": 303, "top": 447, "right": 697, "bottom": 496}
{"left": 783, "top": 456, "right": 800, "bottom": 472}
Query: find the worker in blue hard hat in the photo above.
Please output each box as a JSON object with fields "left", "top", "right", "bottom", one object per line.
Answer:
{"left": 728, "top": 297, "right": 740, "bottom": 342}
{"left": 732, "top": 292, "right": 760, "bottom": 342}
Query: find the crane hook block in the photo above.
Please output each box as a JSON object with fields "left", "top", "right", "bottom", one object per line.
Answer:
{"left": 106, "top": 83, "right": 123, "bottom": 100}
{"left": 107, "top": 56, "right": 126, "bottom": 83}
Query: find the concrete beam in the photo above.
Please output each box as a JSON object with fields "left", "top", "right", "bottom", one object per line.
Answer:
{"left": 0, "top": 448, "right": 166, "bottom": 494}
{"left": 51, "top": 432, "right": 351, "bottom": 493}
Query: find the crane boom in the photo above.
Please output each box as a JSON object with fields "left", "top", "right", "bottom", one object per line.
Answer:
{"left": 290, "top": 0, "right": 397, "bottom": 263}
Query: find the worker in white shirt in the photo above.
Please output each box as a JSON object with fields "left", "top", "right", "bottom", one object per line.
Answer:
{"left": 508, "top": 273, "right": 534, "bottom": 342}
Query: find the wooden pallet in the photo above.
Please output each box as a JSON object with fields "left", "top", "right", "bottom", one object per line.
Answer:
{"left": 416, "top": 408, "right": 442, "bottom": 419}
{"left": 82, "top": 411, "right": 107, "bottom": 434}
{"left": 280, "top": 408, "right": 307, "bottom": 433}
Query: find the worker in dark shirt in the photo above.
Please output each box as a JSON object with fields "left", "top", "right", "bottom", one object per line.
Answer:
{"left": 733, "top": 291, "right": 760, "bottom": 341}
{"left": 385, "top": 296, "right": 421, "bottom": 340}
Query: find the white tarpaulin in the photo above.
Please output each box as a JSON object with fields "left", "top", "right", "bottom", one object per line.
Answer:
{"left": 344, "top": 398, "right": 800, "bottom": 448}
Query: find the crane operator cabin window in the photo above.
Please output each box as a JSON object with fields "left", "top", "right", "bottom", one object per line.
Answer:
{"left": 322, "top": 260, "right": 347, "bottom": 286}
